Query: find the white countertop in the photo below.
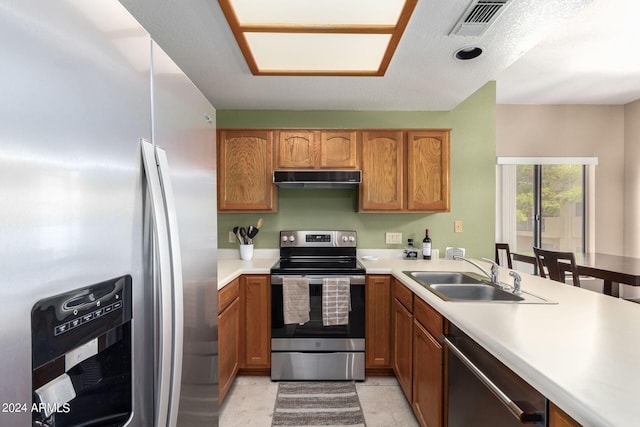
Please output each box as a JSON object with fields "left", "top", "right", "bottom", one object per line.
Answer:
{"left": 217, "top": 249, "right": 276, "bottom": 289}
{"left": 217, "top": 252, "right": 640, "bottom": 427}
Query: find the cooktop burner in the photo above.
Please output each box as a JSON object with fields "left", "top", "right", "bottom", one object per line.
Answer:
{"left": 270, "top": 257, "right": 366, "bottom": 275}
{"left": 271, "top": 230, "right": 365, "bottom": 275}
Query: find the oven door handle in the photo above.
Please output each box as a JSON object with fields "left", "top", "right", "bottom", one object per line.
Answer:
{"left": 441, "top": 335, "right": 544, "bottom": 424}
{"left": 271, "top": 275, "right": 365, "bottom": 285}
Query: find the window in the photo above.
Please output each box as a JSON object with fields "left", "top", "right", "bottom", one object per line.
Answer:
{"left": 496, "top": 157, "right": 597, "bottom": 272}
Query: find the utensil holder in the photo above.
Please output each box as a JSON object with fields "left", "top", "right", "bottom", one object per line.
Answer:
{"left": 240, "top": 244, "right": 254, "bottom": 261}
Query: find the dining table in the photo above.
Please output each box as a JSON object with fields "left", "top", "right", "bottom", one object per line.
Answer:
{"left": 511, "top": 251, "right": 640, "bottom": 297}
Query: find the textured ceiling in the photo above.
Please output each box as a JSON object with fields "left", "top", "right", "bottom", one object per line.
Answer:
{"left": 118, "top": 0, "right": 639, "bottom": 110}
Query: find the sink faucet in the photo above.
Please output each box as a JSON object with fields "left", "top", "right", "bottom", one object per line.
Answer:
{"left": 454, "top": 256, "right": 499, "bottom": 285}
{"left": 509, "top": 271, "right": 522, "bottom": 295}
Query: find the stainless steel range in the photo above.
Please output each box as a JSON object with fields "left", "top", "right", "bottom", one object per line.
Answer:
{"left": 270, "top": 230, "right": 366, "bottom": 381}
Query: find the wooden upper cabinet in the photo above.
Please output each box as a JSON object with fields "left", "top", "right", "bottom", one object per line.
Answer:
{"left": 217, "top": 130, "right": 276, "bottom": 212}
{"left": 218, "top": 127, "right": 448, "bottom": 213}
{"left": 275, "top": 130, "right": 358, "bottom": 169}
{"left": 319, "top": 131, "right": 358, "bottom": 168}
{"left": 360, "top": 129, "right": 450, "bottom": 212}
{"left": 360, "top": 131, "right": 404, "bottom": 211}
{"left": 407, "top": 130, "right": 450, "bottom": 212}
{"left": 275, "top": 130, "right": 317, "bottom": 168}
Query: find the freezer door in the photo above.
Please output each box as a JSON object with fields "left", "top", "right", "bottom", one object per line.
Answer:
{"left": 0, "top": 1, "right": 153, "bottom": 426}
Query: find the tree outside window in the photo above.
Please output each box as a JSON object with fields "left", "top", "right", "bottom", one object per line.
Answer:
{"left": 516, "top": 164, "right": 584, "bottom": 252}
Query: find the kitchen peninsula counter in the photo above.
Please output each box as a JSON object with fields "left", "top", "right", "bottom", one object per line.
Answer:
{"left": 218, "top": 253, "right": 640, "bottom": 426}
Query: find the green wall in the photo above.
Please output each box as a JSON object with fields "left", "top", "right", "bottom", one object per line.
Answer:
{"left": 217, "top": 82, "right": 496, "bottom": 259}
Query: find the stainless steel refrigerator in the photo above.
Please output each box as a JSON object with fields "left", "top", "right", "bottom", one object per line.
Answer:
{"left": 0, "top": 1, "right": 218, "bottom": 426}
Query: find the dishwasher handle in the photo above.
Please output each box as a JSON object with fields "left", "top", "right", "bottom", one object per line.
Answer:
{"left": 442, "top": 335, "right": 544, "bottom": 424}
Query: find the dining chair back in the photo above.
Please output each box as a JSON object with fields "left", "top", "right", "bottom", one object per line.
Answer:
{"left": 495, "top": 243, "right": 513, "bottom": 269}
{"left": 533, "top": 247, "right": 581, "bottom": 287}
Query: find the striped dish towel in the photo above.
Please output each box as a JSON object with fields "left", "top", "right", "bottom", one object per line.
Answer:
{"left": 322, "top": 277, "right": 351, "bottom": 326}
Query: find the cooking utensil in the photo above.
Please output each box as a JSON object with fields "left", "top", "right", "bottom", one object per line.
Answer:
{"left": 256, "top": 218, "right": 264, "bottom": 229}
{"left": 239, "top": 227, "right": 247, "bottom": 244}
{"left": 233, "top": 226, "right": 243, "bottom": 244}
{"left": 247, "top": 225, "right": 257, "bottom": 239}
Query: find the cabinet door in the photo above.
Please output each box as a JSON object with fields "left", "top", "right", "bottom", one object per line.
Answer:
{"left": 360, "top": 131, "right": 404, "bottom": 211}
{"left": 275, "top": 130, "right": 317, "bottom": 168}
{"left": 549, "top": 402, "right": 582, "bottom": 427}
{"left": 412, "top": 320, "right": 443, "bottom": 427}
{"left": 407, "top": 130, "right": 450, "bottom": 212}
{"left": 365, "top": 275, "right": 392, "bottom": 369}
{"left": 218, "top": 297, "right": 240, "bottom": 402}
{"left": 242, "top": 275, "right": 271, "bottom": 369}
{"left": 319, "top": 131, "right": 358, "bottom": 169}
{"left": 393, "top": 298, "right": 413, "bottom": 401}
{"left": 218, "top": 130, "right": 276, "bottom": 211}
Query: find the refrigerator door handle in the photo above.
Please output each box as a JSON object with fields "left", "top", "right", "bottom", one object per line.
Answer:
{"left": 155, "top": 146, "right": 184, "bottom": 427}
{"left": 141, "top": 139, "right": 179, "bottom": 427}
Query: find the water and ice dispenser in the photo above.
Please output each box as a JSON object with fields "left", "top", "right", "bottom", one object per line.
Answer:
{"left": 31, "top": 275, "right": 132, "bottom": 426}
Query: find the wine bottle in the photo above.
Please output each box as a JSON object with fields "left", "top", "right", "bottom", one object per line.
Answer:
{"left": 422, "top": 229, "right": 432, "bottom": 260}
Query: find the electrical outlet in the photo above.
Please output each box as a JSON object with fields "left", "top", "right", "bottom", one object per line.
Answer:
{"left": 229, "top": 231, "right": 237, "bottom": 243}
{"left": 385, "top": 232, "right": 403, "bottom": 244}
{"left": 454, "top": 220, "right": 463, "bottom": 233}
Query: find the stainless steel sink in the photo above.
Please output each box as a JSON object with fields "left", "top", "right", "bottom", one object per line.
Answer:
{"left": 407, "top": 271, "right": 484, "bottom": 284}
{"left": 403, "top": 271, "right": 555, "bottom": 304}
{"left": 430, "top": 284, "right": 524, "bottom": 302}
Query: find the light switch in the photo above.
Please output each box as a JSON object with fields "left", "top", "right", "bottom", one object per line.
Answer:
{"left": 454, "top": 220, "right": 463, "bottom": 233}
{"left": 385, "top": 232, "right": 403, "bottom": 244}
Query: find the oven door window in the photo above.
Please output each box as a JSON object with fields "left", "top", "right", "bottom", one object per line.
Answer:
{"left": 271, "top": 283, "right": 365, "bottom": 339}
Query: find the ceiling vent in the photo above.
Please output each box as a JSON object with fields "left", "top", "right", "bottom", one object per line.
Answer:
{"left": 449, "top": 0, "right": 511, "bottom": 37}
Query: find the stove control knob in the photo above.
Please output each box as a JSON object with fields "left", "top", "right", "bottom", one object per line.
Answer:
{"left": 282, "top": 235, "right": 289, "bottom": 242}
{"left": 341, "top": 236, "right": 348, "bottom": 242}
{"left": 348, "top": 236, "right": 356, "bottom": 242}
{"left": 289, "top": 235, "right": 296, "bottom": 242}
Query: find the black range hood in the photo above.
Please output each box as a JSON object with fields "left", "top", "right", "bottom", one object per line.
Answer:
{"left": 273, "top": 170, "right": 361, "bottom": 189}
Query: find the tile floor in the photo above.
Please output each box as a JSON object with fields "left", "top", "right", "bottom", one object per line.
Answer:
{"left": 219, "top": 375, "right": 419, "bottom": 427}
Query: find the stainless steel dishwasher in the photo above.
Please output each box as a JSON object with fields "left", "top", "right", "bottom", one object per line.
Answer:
{"left": 442, "top": 323, "right": 546, "bottom": 426}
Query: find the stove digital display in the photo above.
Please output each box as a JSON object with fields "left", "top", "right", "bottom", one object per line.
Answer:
{"left": 306, "top": 234, "right": 331, "bottom": 243}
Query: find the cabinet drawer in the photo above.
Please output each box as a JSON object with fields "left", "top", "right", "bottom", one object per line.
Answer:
{"left": 218, "top": 278, "right": 240, "bottom": 313}
{"left": 414, "top": 296, "right": 443, "bottom": 339}
{"left": 393, "top": 279, "right": 413, "bottom": 313}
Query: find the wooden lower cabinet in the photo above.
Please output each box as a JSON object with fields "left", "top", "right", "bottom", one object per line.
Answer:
{"left": 241, "top": 274, "right": 271, "bottom": 370}
{"left": 412, "top": 319, "right": 443, "bottom": 427}
{"left": 218, "top": 278, "right": 240, "bottom": 402}
{"left": 219, "top": 274, "right": 271, "bottom": 402}
{"left": 393, "top": 298, "right": 413, "bottom": 401}
{"left": 393, "top": 279, "right": 444, "bottom": 427}
{"left": 549, "top": 402, "right": 582, "bottom": 427}
{"left": 365, "top": 275, "right": 392, "bottom": 370}
{"left": 393, "top": 279, "right": 414, "bottom": 401}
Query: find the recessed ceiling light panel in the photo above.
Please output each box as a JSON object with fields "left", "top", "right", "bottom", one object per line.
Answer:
{"left": 219, "top": 0, "right": 417, "bottom": 76}
{"left": 246, "top": 33, "right": 392, "bottom": 72}
{"left": 229, "top": 0, "right": 407, "bottom": 26}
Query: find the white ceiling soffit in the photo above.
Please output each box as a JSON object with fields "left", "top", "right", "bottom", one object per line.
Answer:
{"left": 497, "top": 0, "right": 640, "bottom": 105}
{"left": 450, "top": 0, "right": 511, "bottom": 37}
{"left": 117, "top": 0, "right": 602, "bottom": 110}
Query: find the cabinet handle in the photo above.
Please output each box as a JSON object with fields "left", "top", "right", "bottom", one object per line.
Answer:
{"left": 441, "top": 335, "right": 544, "bottom": 424}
